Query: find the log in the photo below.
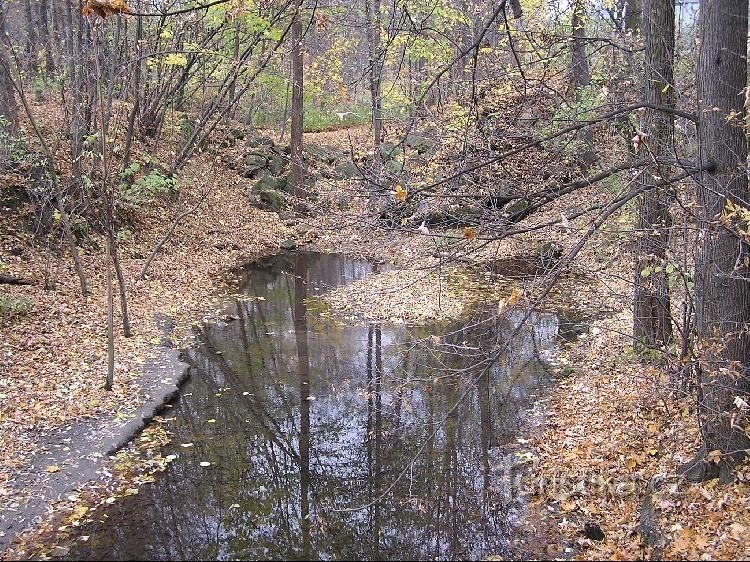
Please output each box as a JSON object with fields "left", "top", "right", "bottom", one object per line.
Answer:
{"left": 0, "top": 274, "right": 33, "bottom": 285}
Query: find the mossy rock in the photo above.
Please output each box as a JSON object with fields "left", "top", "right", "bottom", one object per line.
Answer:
{"left": 269, "top": 155, "right": 287, "bottom": 177}
{"left": 505, "top": 199, "right": 530, "bottom": 216}
{"left": 404, "top": 133, "right": 435, "bottom": 154}
{"left": 384, "top": 158, "right": 405, "bottom": 176}
{"left": 252, "top": 173, "right": 278, "bottom": 192}
{"left": 253, "top": 188, "right": 286, "bottom": 212}
{"left": 378, "top": 142, "right": 403, "bottom": 161}
{"left": 240, "top": 152, "right": 269, "bottom": 178}
{"left": 332, "top": 161, "right": 359, "bottom": 180}
{"left": 303, "top": 143, "right": 330, "bottom": 162}
{"left": 246, "top": 135, "right": 275, "bottom": 149}
{"left": 536, "top": 242, "right": 563, "bottom": 269}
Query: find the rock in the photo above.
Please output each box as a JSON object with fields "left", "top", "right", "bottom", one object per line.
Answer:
{"left": 280, "top": 239, "right": 298, "bottom": 251}
{"left": 332, "top": 161, "right": 359, "bottom": 180}
{"left": 240, "top": 152, "right": 269, "bottom": 178}
{"left": 378, "top": 142, "right": 403, "bottom": 161}
{"left": 269, "top": 154, "right": 286, "bottom": 176}
{"left": 246, "top": 135, "right": 275, "bottom": 149}
{"left": 303, "top": 142, "right": 329, "bottom": 162}
{"left": 384, "top": 158, "right": 405, "bottom": 176}
{"left": 536, "top": 241, "right": 563, "bottom": 269}
{"left": 251, "top": 188, "right": 286, "bottom": 212}
{"left": 405, "top": 133, "right": 435, "bottom": 154}
{"left": 505, "top": 199, "right": 531, "bottom": 216}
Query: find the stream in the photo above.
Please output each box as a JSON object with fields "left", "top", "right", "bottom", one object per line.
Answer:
{"left": 61, "top": 252, "right": 582, "bottom": 561}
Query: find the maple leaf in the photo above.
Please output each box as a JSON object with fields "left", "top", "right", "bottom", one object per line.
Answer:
{"left": 82, "top": 0, "right": 132, "bottom": 19}
{"left": 463, "top": 227, "right": 477, "bottom": 241}
{"left": 392, "top": 184, "right": 407, "bottom": 202}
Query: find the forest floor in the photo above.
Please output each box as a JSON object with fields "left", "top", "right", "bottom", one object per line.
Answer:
{"left": 2, "top": 102, "right": 750, "bottom": 561}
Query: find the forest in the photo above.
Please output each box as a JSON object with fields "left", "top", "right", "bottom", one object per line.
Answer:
{"left": 0, "top": 0, "right": 749, "bottom": 560}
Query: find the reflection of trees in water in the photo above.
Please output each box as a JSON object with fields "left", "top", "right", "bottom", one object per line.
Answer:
{"left": 66, "top": 254, "right": 563, "bottom": 561}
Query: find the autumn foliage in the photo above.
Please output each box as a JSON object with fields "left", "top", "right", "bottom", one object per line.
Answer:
{"left": 82, "top": 0, "right": 132, "bottom": 18}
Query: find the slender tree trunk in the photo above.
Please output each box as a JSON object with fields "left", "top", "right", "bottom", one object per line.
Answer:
{"left": 633, "top": 0, "right": 675, "bottom": 348}
{"left": 0, "top": 15, "right": 18, "bottom": 138}
{"left": 570, "top": 0, "right": 596, "bottom": 167}
{"left": 22, "top": 0, "right": 38, "bottom": 72}
{"left": 365, "top": 0, "right": 383, "bottom": 159}
{"left": 105, "top": 235, "right": 115, "bottom": 391}
{"left": 290, "top": 0, "right": 305, "bottom": 204}
{"left": 110, "top": 235, "right": 132, "bottom": 337}
{"left": 38, "top": 0, "right": 55, "bottom": 74}
{"left": 687, "top": 0, "right": 750, "bottom": 480}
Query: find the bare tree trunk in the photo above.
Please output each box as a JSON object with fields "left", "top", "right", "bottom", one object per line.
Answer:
{"left": 569, "top": 0, "right": 596, "bottom": 167}
{"left": 290, "top": 0, "right": 305, "bottom": 205}
{"left": 365, "top": 0, "right": 383, "bottom": 159}
{"left": 38, "top": 0, "right": 55, "bottom": 74}
{"left": 633, "top": 0, "right": 675, "bottom": 348}
{"left": 21, "top": 0, "right": 38, "bottom": 72}
{"left": 685, "top": 0, "right": 750, "bottom": 481}
{"left": 0, "top": 14, "right": 18, "bottom": 138}
{"left": 105, "top": 235, "right": 115, "bottom": 391}
{"left": 110, "top": 235, "right": 132, "bottom": 337}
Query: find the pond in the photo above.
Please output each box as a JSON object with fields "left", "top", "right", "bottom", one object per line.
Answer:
{"left": 62, "top": 252, "right": 578, "bottom": 561}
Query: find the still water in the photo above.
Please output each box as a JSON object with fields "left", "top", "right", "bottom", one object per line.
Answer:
{"left": 64, "top": 252, "right": 575, "bottom": 560}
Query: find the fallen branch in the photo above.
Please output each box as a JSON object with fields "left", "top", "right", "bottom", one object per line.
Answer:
{"left": 0, "top": 274, "right": 34, "bottom": 285}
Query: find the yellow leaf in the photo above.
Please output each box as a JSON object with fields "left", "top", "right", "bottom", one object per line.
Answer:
{"left": 463, "top": 227, "right": 477, "bottom": 241}
{"left": 70, "top": 505, "right": 89, "bottom": 520}
{"left": 45, "top": 465, "right": 60, "bottom": 473}
{"left": 392, "top": 184, "right": 407, "bottom": 202}
{"left": 506, "top": 287, "right": 523, "bottom": 307}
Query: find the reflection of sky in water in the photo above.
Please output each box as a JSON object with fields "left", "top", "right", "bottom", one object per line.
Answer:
{"left": 64, "top": 253, "right": 568, "bottom": 561}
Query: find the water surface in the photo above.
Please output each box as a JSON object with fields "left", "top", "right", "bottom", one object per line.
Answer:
{"left": 64, "top": 252, "right": 571, "bottom": 561}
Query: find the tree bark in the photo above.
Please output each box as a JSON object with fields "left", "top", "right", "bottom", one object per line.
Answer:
{"left": 290, "top": 0, "right": 305, "bottom": 205}
{"left": 105, "top": 235, "right": 115, "bottom": 391}
{"left": 21, "top": 0, "right": 38, "bottom": 72}
{"left": 633, "top": 0, "right": 675, "bottom": 349}
{"left": 569, "top": 0, "right": 596, "bottom": 167}
{"left": 38, "top": 0, "right": 55, "bottom": 74}
{"left": 0, "top": 6, "right": 18, "bottom": 138}
{"left": 691, "top": 0, "right": 750, "bottom": 478}
{"left": 365, "top": 0, "right": 383, "bottom": 159}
